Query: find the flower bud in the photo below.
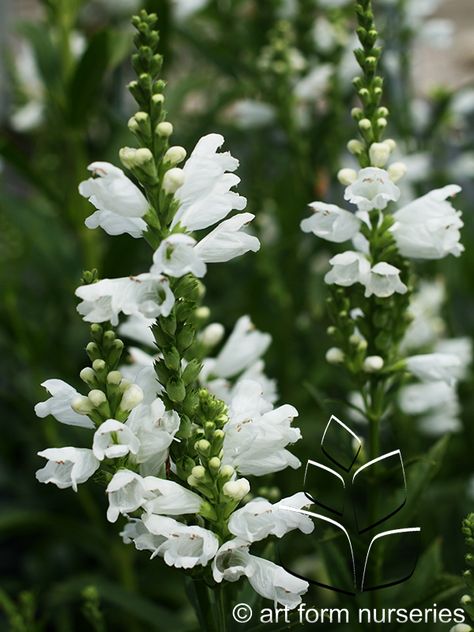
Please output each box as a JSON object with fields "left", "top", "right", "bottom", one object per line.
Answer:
{"left": 326, "top": 347, "right": 345, "bottom": 364}
{"left": 223, "top": 478, "right": 250, "bottom": 501}
{"left": 369, "top": 142, "right": 391, "bottom": 168}
{"left": 92, "top": 359, "right": 106, "bottom": 373}
{"left": 119, "top": 384, "right": 144, "bottom": 411}
{"left": 88, "top": 389, "right": 107, "bottom": 408}
{"left": 164, "top": 146, "right": 187, "bottom": 166}
{"left": 107, "top": 371, "right": 122, "bottom": 385}
{"left": 347, "top": 139, "right": 364, "bottom": 155}
{"left": 80, "top": 367, "right": 96, "bottom": 386}
{"left": 156, "top": 121, "right": 173, "bottom": 137}
{"left": 119, "top": 147, "right": 154, "bottom": 170}
{"left": 388, "top": 161, "right": 407, "bottom": 183}
{"left": 461, "top": 595, "right": 472, "bottom": 605}
{"left": 152, "top": 93, "right": 165, "bottom": 105}
{"left": 187, "top": 475, "right": 199, "bottom": 488}
{"left": 196, "top": 306, "right": 211, "bottom": 320}
{"left": 384, "top": 138, "right": 397, "bottom": 151}
{"left": 337, "top": 168, "right": 357, "bottom": 185}
{"left": 71, "top": 396, "right": 94, "bottom": 415}
{"left": 208, "top": 457, "right": 221, "bottom": 472}
{"left": 377, "top": 117, "right": 388, "bottom": 129}
{"left": 377, "top": 107, "right": 389, "bottom": 117}
{"left": 351, "top": 107, "right": 363, "bottom": 119}
{"left": 191, "top": 465, "right": 206, "bottom": 479}
{"left": 448, "top": 625, "right": 473, "bottom": 632}
{"left": 363, "top": 356, "right": 384, "bottom": 372}
{"left": 358, "top": 118, "right": 372, "bottom": 131}
{"left": 219, "top": 465, "right": 235, "bottom": 480}
{"left": 201, "top": 323, "right": 225, "bottom": 347}
{"left": 166, "top": 376, "right": 186, "bottom": 403}
{"left": 163, "top": 167, "right": 185, "bottom": 194}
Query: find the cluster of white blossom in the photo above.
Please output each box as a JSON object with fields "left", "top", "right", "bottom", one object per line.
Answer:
{"left": 35, "top": 130, "right": 309, "bottom": 607}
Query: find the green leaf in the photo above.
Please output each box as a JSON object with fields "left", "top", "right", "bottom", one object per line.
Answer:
{"left": 67, "top": 31, "right": 110, "bottom": 127}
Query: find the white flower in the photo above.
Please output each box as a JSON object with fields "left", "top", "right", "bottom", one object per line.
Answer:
{"left": 121, "top": 518, "right": 165, "bottom": 553}
{"left": 324, "top": 251, "right": 370, "bottom": 287}
{"left": 126, "top": 398, "right": 180, "bottom": 469}
{"left": 434, "top": 337, "right": 472, "bottom": 379}
{"left": 300, "top": 202, "right": 361, "bottom": 243}
{"left": 151, "top": 234, "right": 206, "bottom": 278}
{"left": 405, "top": 353, "right": 462, "bottom": 385}
{"left": 294, "top": 65, "right": 332, "bottom": 101}
{"left": 142, "top": 514, "right": 219, "bottom": 569}
{"left": 391, "top": 185, "right": 463, "bottom": 260}
{"left": 193, "top": 213, "right": 260, "bottom": 263}
{"left": 247, "top": 556, "right": 308, "bottom": 608}
{"left": 229, "top": 100, "right": 276, "bottom": 129}
{"left": 205, "top": 316, "right": 271, "bottom": 379}
{"left": 171, "top": 133, "right": 246, "bottom": 231}
{"left": 212, "top": 539, "right": 254, "bottom": 582}
{"left": 34, "top": 379, "right": 94, "bottom": 429}
{"left": 363, "top": 355, "right": 384, "bottom": 372}
{"left": 223, "top": 380, "right": 301, "bottom": 476}
{"left": 36, "top": 447, "right": 99, "bottom": 492}
{"left": 200, "top": 323, "right": 225, "bottom": 348}
{"left": 119, "top": 314, "right": 155, "bottom": 347}
{"left": 401, "top": 280, "right": 446, "bottom": 352}
{"left": 106, "top": 469, "right": 149, "bottom": 523}
{"left": 399, "top": 381, "right": 461, "bottom": 435}
{"left": 364, "top": 262, "right": 408, "bottom": 298}
{"left": 344, "top": 167, "right": 400, "bottom": 212}
{"left": 228, "top": 492, "right": 314, "bottom": 543}
{"left": 78, "top": 162, "right": 148, "bottom": 238}
{"left": 75, "top": 274, "right": 174, "bottom": 326}
{"left": 92, "top": 419, "right": 140, "bottom": 461}
{"left": 142, "top": 478, "right": 202, "bottom": 515}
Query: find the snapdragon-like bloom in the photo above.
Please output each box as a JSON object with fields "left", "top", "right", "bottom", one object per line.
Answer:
{"left": 92, "top": 419, "right": 140, "bottom": 461}
{"left": 171, "top": 133, "right": 246, "bottom": 231}
{"left": 75, "top": 274, "right": 174, "bottom": 325}
{"left": 364, "top": 262, "right": 407, "bottom": 298}
{"left": 35, "top": 379, "right": 94, "bottom": 429}
{"left": 391, "top": 185, "right": 464, "bottom": 259}
{"left": 143, "top": 514, "right": 219, "bottom": 569}
{"left": 324, "top": 251, "right": 370, "bottom": 287}
{"left": 79, "top": 162, "right": 149, "bottom": 237}
{"left": 344, "top": 167, "right": 400, "bottom": 212}
{"left": 36, "top": 447, "right": 99, "bottom": 491}
{"left": 228, "top": 492, "right": 314, "bottom": 542}
{"left": 405, "top": 353, "right": 461, "bottom": 385}
{"left": 143, "top": 478, "right": 202, "bottom": 515}
{"left": 106, "top": 469, "right": 149, "bottom": 523}
{"left": 212, "top": 539, "right": 255, "bottom": 582}
{"left": 300, "top": 202, "right": 361, "bottom": 243}
{"left": 223, "top": 380, "right": 300, "bottom": 475}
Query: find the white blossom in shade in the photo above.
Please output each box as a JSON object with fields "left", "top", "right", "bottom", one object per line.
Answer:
{"left": 151, "top": 234, "right": 206, "bottom": 278}
{"left": 34, "top": 379, "right": 94, "bottom": 429}
{"left": 398, "top": 381, "right": 461, "bottom": 435}
{"left": 106, "top": 469, "right": 149, "bottom": 523}
{"left": 434, "top": 337, "right": 472, "bottom": 380}
{"left": 405, "top": 353, "right": 462, "bottom": 386}
{"left": 228, "top": 492, "right": 314, "bottom": 543}
{"left": 401, "top": 280, "right": 446, "bottom": 352}
{"left": 36, "top": 448, "right": 99, "bottom": 492}
{"left": 344, "top": 167, "right": 400, "bottom": 212}
{"left": 126, "top": 398, "right": 179, "bottom": 469}
{"left": 363, "top": 262, "right": 408, "bottom": 298}
{"left": 212, "top": 539, "right": 254, "bottom": 583}
{"left": 170, "top": 0, "right": 208, "bottom": 20}
{"left": 324, "top": 251, "right": 370, "bottom": 287}
{"left": 78, "top": 162, "right": 149, "bottom": 237}
{"left": 193, "top": 213, "right": 260, "bottom": 263}
{"left": 247, "top": 556, "right": 309, "bottom": 608}
{"left": 223, "top": 380, "right": 301, "bottom": 475}
{"left": 294, "top": 65, "right": 332, "bottom": 102}
{"left": 121, "top": 518, "right": 165, "bottom": 554}
{"left": 229, "top": 100, "right": 276, "bottom": 129}
{"left": 75, "top": 274, "right": 174, "bottom": 326}
{"left": 119, "top": 314, "right": 155, "bottom": 347}
{"left": 391, "top": 185, "right": 464, "bottom": 260}
{"left": 300, "top": 202, "right": 361, "bottom": 243}
{"left": 171, "top": 133, "right": 246, "bottom": 231}
{"left": 204, "top": 315, "right": 271, "bottom": 380}
{"left": 92, "top": 419, "right": 140, "bottom": 461}
{"left": 142, "top": 478, "right": 202, "bottom": 515}
{"left": 142, "top": 514, "right": 219, "bottom": 569}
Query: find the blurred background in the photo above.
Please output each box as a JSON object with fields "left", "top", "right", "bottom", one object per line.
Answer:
{"left": 1, "top": 0, "right": 473, "bottom": 630}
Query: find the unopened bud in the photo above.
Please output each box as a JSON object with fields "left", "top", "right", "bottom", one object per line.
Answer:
{"left": 92, "top": 359, "right": 106, "bottom": 372}
{"left": 219, "top": 465, "right": 235, "bottom": 480}
{"left": 326, "top": 347, "right": 345, "bottom": 365}
{"left": 80, "top": 367, "right": 96, "bottom": 385}
{"left": 384, "top": 138, "right": 397, "bottom": 151}
{"left": 223, "top": 478, "right": 250, "bottom": 501}
{"left": 377, "top": 117, "right": 388, "bottom": 129}
{"left": 71, "top": 396, "right": 94, "bottom": 415}
{"left": 163, "top": 167, "right": 185, "bottom": 194}
{"left": 388, "top": 161, "right": 407, "bottom": 182}
{"left": 337, "top": 168, "right": 357, "bottom": 185}
{"left": 208, "top": 457, "right": 221, "bottom": 472}
{"left": 107, "top": 371, "right": 122, "bottom": 385}
{"left": 191, "top": 465, "right": 206, "bottom": 479}
{"left": 119, "top": 147, "right": 154, "bottom": 170}
{"left": 88, "top": 389, "right": 107, "bottom": 408}
{"left": 369, "top": 142, "right": 391, "bottom": 168}
{"left": 164, "top": 146, "right": 187, "bottom": 166}
{"left": 156, "top": 121, "right": 173, "bottom": 137}
{"left": 152, "top": 94, "right": 165, "bottom": 105}
{"left": 363, "top": 355, "right": 384, "bottom": 372}
{"left": 201, "top": 323, "right": 225, "bottom": 347}
{"left": 119, "top": 384, "right": 143, "bottom": 411}
{"left": 196, "top": 306, "right": 211, "bottom": 320}
{"left": 195, "top": 439, "right": 211, "bottom": 455}
{"left": 359, "top": 118, "right": 372, "bottom": 131}
{"left": 347, "top": 139, "right": 364, "bottom": 155}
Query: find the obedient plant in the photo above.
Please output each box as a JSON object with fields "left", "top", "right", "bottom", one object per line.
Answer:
{"left": 300, "top": 0, "right": 465, "bottom": 460}
{"left": 34, "top": 11, "right": 313, "bottom": 628}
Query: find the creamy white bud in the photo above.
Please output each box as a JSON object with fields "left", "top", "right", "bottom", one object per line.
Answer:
{"left": 337, "top": 168, "right": 357, "bottom": 185}
{"left": 164, "top": 146, "right": 187, "bottom": 166}
{"left": 363, "top": 356, "right": 384, "bottom": 372}
{"left": 152, "top": 94, "right": 165, "bottom": 105}
{"left": 107, "top": 371, "right": 122, "bottom": 385}
{"left": 71, "top": 396, "right": 94, "bottom": 415}
{"left": 208, "top": 457, "right": 221, "bottom": 471}
{"left": 92, "top": 359, "right": 105, "bottom": 372}
{"left": 119, "top": 384, "right": 144, "bottom": 412}
{"left": 347, "top": 139, "right": 364, "bottom": 154}
{"left": 384, "top": 138, "right": 397, "bottom": 151}
{"left": 119, "top": 147, "right": 153, "bottom": 169}
{"left": 135, "top": 111, "right": 148, "bottom": 123}
{"left": 388, "top": 161, "right": 407, "bottom": 183}
{"left": 162, "top": 167, "right": 185, "bottom": 194}
{"left": 192, "top": 465, "right": 206, "bottom": 479}
{"left": 449, "top": 625, "right": 473, "bottom": 632}
{"left": 461, "top": 595, "right": 472, "bottom": 605}
{"left": 220, "top": 465, "right": 235, "bottom": 480}
{"left": 369, "top": 142, "right": 391, "bottom": 168}
{"left": 326, "top": 347, "right": 345, "bottom": 364}
{"left": 80, "top": 368, "right": 95, "bottom": 384}
{"left": 156, "top": 121, "right": 173, "bottom": 137}
{"left": 223, "top": 478, "right": 250, "bottom": 501}
{"left": 201, "top": 323, "right": 225, "bottom": 347}
{"left": 88, "top": 389, "right": 107, "bottom": 407}
{"left": 196, "top": 306, "right": 211, "bottom": 320}
{"left": 359, "top": 118, "right": 372, "bottom": 130}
